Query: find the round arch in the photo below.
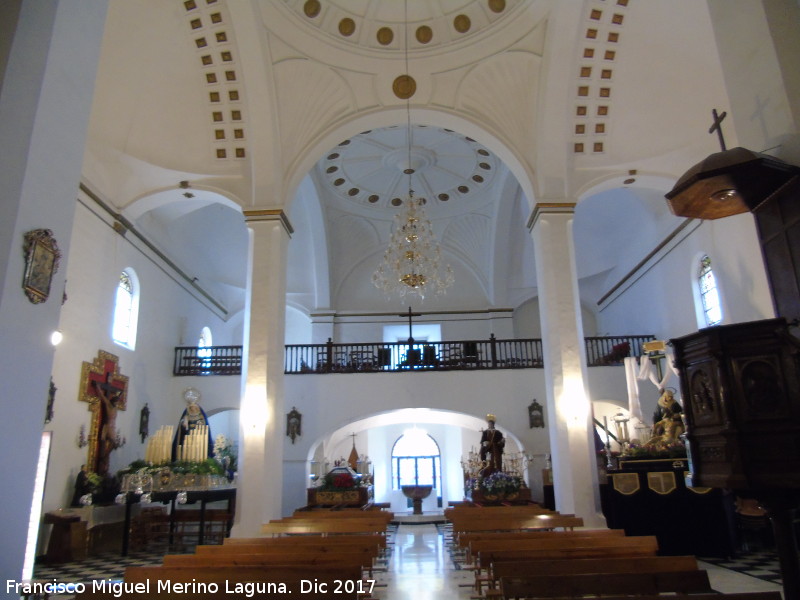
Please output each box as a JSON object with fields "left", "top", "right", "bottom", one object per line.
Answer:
{"left": 302, "top": 407, "right": 529, "bottom": 511}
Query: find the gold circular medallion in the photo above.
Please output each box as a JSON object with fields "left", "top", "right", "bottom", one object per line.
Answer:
{"left": 416, "top": 25, "right": 433, "bottom": 44}
{"left": 339, "top": 18, "right": 356, "bottom": 37}
{"left": 488, "top": 0, "right": 506, "bottom": 14}
{"left": 377, "top": 27, "right": 393, "bottom": 45}
{"left": 454, "top": 14, "right": 471, "bottom": 33}
{"left": 303, "top": 0, "right": 321, "bottom": 18}
{"left": 393, "top": 74, "right": 416, "bottom": 99}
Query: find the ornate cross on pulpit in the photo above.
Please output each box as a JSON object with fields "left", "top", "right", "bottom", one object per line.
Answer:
{"left": 708, "top": 108, "right": 728, "bottom": 151}
{"left": 79, "top": 350, "right": 129, "bottom": 474}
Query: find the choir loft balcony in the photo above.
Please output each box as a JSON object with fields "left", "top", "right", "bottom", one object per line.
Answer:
{"left": 283, "top": 335, "right": 654, "bottom": 374}
{"left": 172, "top": 336, "right": 653, "bottom": 376}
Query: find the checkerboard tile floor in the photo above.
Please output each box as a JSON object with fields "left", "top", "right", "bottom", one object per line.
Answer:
{"left": 699, "top": 550, "right": 783, "bottom": 585}
{"left": 34, "top": 550, "right": 163, "bottom": 586}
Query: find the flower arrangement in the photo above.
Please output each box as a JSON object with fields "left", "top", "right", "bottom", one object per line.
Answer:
{"left": 213, "top": 434, "right": 238, "bottom": 474}
{"left": 322, "top": 470, "right": 356, "bottom": 491}
{"left": 118, "top": 458, "right": 224, "bottom": 478}
{"left": 478, "top": 471, "right": 523, "bottom": 495}
{"left": 85, "top": 471, "right": 104, "bottom": 494}
{"left": 622, "top": 440, "right": 687, "bottom": 460}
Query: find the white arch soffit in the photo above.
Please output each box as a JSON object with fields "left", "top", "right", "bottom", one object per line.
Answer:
{"left": 574, "top": 173, "right": 677, "bottom": 205}
{"left": 305, "top": 407, "right": 525, "bottom": 463}
{"left": 284, "top": 106, "right": 538, "bottom": 214}
{"left": 124, "top": 186, "right": 244, "bottom": 222}
{"left": 295, "top": 174, "right": 331, "bottom": 308}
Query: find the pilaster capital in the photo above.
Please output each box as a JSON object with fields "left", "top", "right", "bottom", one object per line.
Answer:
{"left": 526, "top": 202, "right": 576, "bottom": 231}
{"left": 243, "top": 208, "right": 294, "bottom": 236}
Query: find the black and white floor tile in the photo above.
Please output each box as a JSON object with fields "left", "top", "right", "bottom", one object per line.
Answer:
{"left": 699, "top": 550, "right": 783, "bottom": 585}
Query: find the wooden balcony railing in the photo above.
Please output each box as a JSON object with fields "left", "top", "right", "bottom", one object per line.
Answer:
{"left": 173, "top": 345, "right": 243, "bottom": 376}
{"left": 172, "top": 335, "right": 654, "bottom": 376}
{"left": 284, "top": 335, "right": 543, "bottom": 374}
{"left": 584, "top": 335, "right": 655, "bottom": 366}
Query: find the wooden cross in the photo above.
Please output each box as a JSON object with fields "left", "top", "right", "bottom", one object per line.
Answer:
{"left": 79, "top": 350, "right": 129, "bottom": 473}
{"left": 85, "top": 356, "right": 127, "bottom": 403}
{"left": 399, "top": 306, "right": 421, "bottom": 342}
{"left": 708, "top": 108, "right": 728, "bottom": 151}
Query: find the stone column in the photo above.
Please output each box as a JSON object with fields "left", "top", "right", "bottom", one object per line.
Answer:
{"left": 232, "top": 209, "right": 292, "bottom": 535}
{"left": 528, "top": 203, "right": 605, "bottom": 527}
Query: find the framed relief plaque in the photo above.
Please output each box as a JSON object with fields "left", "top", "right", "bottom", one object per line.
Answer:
{"left": 22, "top": 229, "right": 61, "bottom": 304}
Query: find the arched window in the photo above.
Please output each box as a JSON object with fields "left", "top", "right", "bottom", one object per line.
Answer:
{"left": 112, "top": 269, "right": 139, "bottom": 349}
{"left": 198, "top": 327, "right": 213, "bottom": 370}
{"left": 391, "top": 429, "right": 441, "bottom": 494}
{"left": 698, "top": 255, "right": 722, "bottom": 327}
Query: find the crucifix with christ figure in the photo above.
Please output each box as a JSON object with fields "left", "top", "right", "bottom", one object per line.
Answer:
{"left": 79, "top": 350, "right": 129, "bottom": 475}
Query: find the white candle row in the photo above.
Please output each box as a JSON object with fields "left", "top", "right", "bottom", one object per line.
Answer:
{"left": 144, "top": 426, "right": 175, "bottom": 465}
{"left": 178, "top": 425, "right": 209, "bottom": 463}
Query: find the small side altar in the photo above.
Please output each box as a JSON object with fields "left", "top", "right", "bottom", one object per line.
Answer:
{"left": 307, "top": 487, "right": 372, "bottom": 507}
{"left": 307, "top": 465, "right": 373, "bottom": 507}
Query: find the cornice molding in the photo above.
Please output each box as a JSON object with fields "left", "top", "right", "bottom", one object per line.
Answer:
{"left": 526, "top": 202, "right": 577, "bottom": 231}
{"left": 243, "top": 209, "right": 295, "bottom": 235}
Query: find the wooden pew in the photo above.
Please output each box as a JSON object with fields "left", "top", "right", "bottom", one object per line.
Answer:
{"left": 476, "top": 535, "right": 658, "bottom": 565}
{"left": 123, "top": 564, "right": 368, "bottom": 599}
{"left": 261, "top": 520, "right": 389, "bottom": 536}
{"left": 292, "top": 509, "right": 394, "bottom": 520}
{"left": 224, "top": 532, "right": 387, "bottom": 549}
{"left": 196, "top": 541, "right": 380, "bottom": 559}
{"left": 161, "top": 550, "right": 375, "bottom": 575}
{"left": 444, "top": 505, "right": 555, "bottom": 520}
{"left": 456, "top": 528, "right": 625, "bottom": 553}
{"left": 191, "top": 541, "right": 381, "bottom": 575}
{"left": 499, "top": 570, "right": 713, "bottom": 599}
{"left": 449, "top": 515, "right": 583, "bottom": 537}
{"left": 484, "top": 555, "right": 699, "bottom": 595}
{"left": 270, "top": 516, "right": 391, "bottom": 527}
{"left": 469, "top": 535, "right": 659, "bottom": 593}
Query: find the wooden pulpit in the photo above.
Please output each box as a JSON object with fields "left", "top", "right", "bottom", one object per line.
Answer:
{"left": 671, "top": 317, "right": 800, "bottom": 598}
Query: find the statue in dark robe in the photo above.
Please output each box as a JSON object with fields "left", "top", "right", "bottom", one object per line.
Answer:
{"left": 480, "top": 413, "right": 505, "bottom": 477}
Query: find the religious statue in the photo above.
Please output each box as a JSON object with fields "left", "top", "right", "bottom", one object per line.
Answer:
{"left": 95, "top": 381, "right": 124, "bottom": 476}
{"left": 480, "top": 413, "right": 505, "bottom": 477}
{"left": 646, "top": 388, "right": 685, "bottom": 448}
{"left": 172, "top": 388, "right": 213, "bottom": 461}
{"left": 78, "top": 350, "right": 128, "bottom": 476}
{"left": 139, "top": 403, "right": 150, "bottom": 443}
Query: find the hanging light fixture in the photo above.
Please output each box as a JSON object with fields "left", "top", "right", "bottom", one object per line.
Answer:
{"left": 372, "top": 2, "right": 453, "bottom": 301}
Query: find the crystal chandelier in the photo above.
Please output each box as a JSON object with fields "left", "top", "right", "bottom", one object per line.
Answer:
{"left": 372, "top": 191, "right": 453, "bottom": 300}
{"left": 372, "top": 0, "right": 453, "bottom": 301}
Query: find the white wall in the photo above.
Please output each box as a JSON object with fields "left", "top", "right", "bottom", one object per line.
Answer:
{"left": 44, "top": 199, "right": 241, "bottom": 528}
{"left": 595, "top": 214, "right": 774, "bottom": 340}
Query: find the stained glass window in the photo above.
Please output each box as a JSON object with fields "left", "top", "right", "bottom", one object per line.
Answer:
{"left": 698, "top": 255, "right": 722, "bottom": 326}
